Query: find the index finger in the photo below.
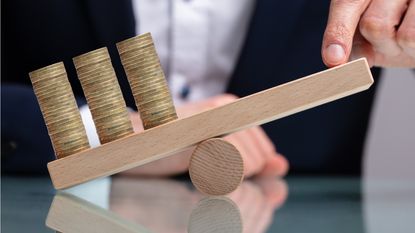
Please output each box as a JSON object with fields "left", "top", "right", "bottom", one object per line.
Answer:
{"left": 322, "top": 0, "right": 371, "bottom": 67}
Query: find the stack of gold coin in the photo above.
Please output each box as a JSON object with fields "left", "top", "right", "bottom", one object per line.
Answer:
{"left": 73, "top": 47, "right": 133, "bottom": 144}
{"left": 29, "top": 62, "right": 90, "bottom": 159}
{"left": 117, "top": 33, "right": 178, "bottom": 129}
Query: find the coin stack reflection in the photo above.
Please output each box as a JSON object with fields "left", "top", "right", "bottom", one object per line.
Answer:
{"left": 117, "top": 33, "right": 178, "bottom": 129}
{"left": 73, "top": 48, "right": 133, "bottom": 144}
{"left": 29, "top": 62, "right": 90, "bottom": 158}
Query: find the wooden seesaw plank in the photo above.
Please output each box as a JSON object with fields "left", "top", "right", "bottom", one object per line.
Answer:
{"left": 48, "top": 58, "right": 373, "bottom": 189}
{"left": 46, "top": 192, "right": 151, "bottom": 233}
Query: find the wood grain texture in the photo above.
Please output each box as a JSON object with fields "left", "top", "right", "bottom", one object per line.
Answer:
{"left": 189, "top": 139, "right": 244, "bottom": 196}
{"left": 48, "top": 58, "right": 374, "bottom": 190}
{"left": 188, "top": 197, "right": 242, "bottom": 233}
{"left": 46, "top": 192, "right": 151, "bottom": 233}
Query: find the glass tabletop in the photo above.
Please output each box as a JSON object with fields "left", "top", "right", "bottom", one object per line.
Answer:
{"left": 2, "top": 175, "right": 415, "bottom": 233}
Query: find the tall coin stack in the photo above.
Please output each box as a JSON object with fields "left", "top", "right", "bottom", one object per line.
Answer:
{"left": 117, "top": 33, "right": 178, "bottom": 129}
{"left": 29, "top": 62, "right": 90, "bottom": 159}
{"left": 74, "top": 48, "right": 134, "bottom": 144}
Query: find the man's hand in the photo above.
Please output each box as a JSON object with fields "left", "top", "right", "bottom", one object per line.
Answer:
{"left": 322, "top": 0, "right": 415, "bottom": 68}
{"left": 123, "top": 94, "right": 288, "bottom": 178}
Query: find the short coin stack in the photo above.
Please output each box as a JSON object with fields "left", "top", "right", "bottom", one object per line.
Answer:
{"left": 29, "top": 62, "right": 90, "bottom": 158}
{"left": 74, "top": 48, "right": 133, "bottom": 144}
{"left": 117, "top": 33, "right": 178, "bottom": 129}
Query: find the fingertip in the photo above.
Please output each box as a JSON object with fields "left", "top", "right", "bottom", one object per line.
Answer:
{"left": 258, "top": 154, "right": 289, "bottom": 177}
{"left": 254, "top": 177, "right": 288, "bottom": 209}
{"left": 266, "top": 179, "right": 288, "bottom": 209}
{"left": 273, "top": 154, "right": 289, "bottom": 177}
{"left": 323, "top": 44, "right": 348, "bottom": 67}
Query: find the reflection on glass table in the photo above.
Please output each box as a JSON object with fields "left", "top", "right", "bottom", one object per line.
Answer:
{"left": 46, "top": 177, "right": 286, "bottom": 233}
{"left": 2, "top": 175, "right": 414, "bottom": 233}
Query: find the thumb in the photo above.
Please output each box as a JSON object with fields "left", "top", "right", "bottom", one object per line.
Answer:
{"left": 322, "top": 0, "right": 370, "bottom": 67}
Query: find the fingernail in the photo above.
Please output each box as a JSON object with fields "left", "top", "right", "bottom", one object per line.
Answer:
{"left": 326, "top": 44, "right": 346, "bottom": 65}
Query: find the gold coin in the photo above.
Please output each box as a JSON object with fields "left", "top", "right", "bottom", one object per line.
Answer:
{"left": 76, "top": 61, "right": 113, "bottom": 78}
{"left": 138, "top": 99, "right": 174, "bottom": 112}
{"left": 127, "top": 71, "right": 165, "bottom": 84}
{"left": 39, "top": 101, "right": 78, "bottom": 115}
{"left": 42, "top": 110, "right": 79, "bottom": 122}
{"left": 85, "top": 91, "right": 122, "bottom": 103}
{"left": 119, "top": 47, "right": 157, "bottom": 65}
{"left": 98, "top": 130, "right": 133, "bottom": 143}
{"left": 91, "top": 109, "right": 129, "bottom": 122}
{"left": 55, "top": 142, "right": 90, "bottom": 157}
{"left": 122, "top": 50, "right": 158, "bottom": 64}
{"left": 47, "top": 120, "right": 85, "bottom": 134}
{"left": 122, "top": 56, "right": 160, "bottom": 71}
{"left": 117, "top": 36, "right": 153, "bottom": 53}
{"left": 32, "top": 81, "right": 65, "bottom": 95}
{"left": 143, "top": 117, "right": 177, "bottom": 129}
{"left": 41, "top": 107, "right": 79, "bottom": 121}
{"left": 73, "top": 47, "right": 110, "bottom": 69}
{"left": 31, "top": 73, "right": 69, "bottom": 90}
{"left": 34, "top": 85, "right": 73, "bottom": 98}
{"left": 44, "top": 112, "right": 81, "bottom": 126}
{"left": 132, "top": 87, "right": 167, "bottom": 97}
{"left": 133, "top": 83, "right": 170, "bottom": 96}
{"left": 51, "top": 134, "right": 87, "bottom": 148}
{"left": 79, "top": 71, "right": 116, "bottom": 84}
{"left": 40, "top": 100, "right": 78, "bottom": 112}
{"left": 29, "top": 62, "right": 66, "bottom": 82}
{"left": 136, "top": 91, "right": 172, "bottom": 105}
{"left": 139, "top": 108, "right": 176, "bottom": 120}
{"left": 54, "top": 135, "right": 89, "bottom": 148}
{"left": 117, "top": 40, "right": 153, "bottom": 55}
{"left": 93, "top": 113, "right": 131, "bottom": 126}
{"left": 80, "top": 72, "right": 117, "bottom": 87}
{"left": 98, "top": 121, "right": 133, "bottom": 134}
{"left": 141, "top": 109, "right": 177, "bottom": 121}
{"left": 55, "top": 132, "right": 88, "bottom": 145}
{"left": 128, "top": 73, "right": 166, "bottom": 88}
{"left": 140, "top": 108, "right": 176, "bottom": 121}
{"left": 43, "top": 115, "right": 80, "bottom": 125}
{"left": 79, "top": 73, "right": 117, "bottom": 87}
{"left": 121, "top": 50, "right": 159, "bottom": 64}
{"left": 89, "top": 100, "right": 127, "bottom": 111}
{"left": 33, "top": 81, "right": 71, "bottom": 96}
{"left": 99, "top": 131, "right": 133, "bottom": 143}
{"left": 99, "top": 125, "right": 133, "bottom": 137}
{"left": 83, "top": 83, "right": 122, "bottom": 97}
{"left": 49, "top": 126, "right": 86, "bottom": 140}
{"left": 116, "top": 33, "right": 153, "bottom": 54}
{"left": 35, "top": 92, "right": 75, "bottom": 105}
{"left": 93, "top": 115, "right": 131, "bottom": 128}
{"left": 77, "top": 67, "right": 115, "bottom": 82}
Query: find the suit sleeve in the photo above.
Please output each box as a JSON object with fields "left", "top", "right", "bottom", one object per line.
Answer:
{"left": 1, "top": 84, "right": 88, "bottom": 174}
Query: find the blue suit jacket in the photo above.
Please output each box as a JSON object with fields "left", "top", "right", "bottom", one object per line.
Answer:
{"left": 1, "top": 0, "right": 380, "bottom": 174}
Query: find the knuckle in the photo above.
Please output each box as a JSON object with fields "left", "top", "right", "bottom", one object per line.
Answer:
{"left": 210, "top": 94, "right": 238, "bottom": 107}
{"left": 333, "top": 0, "right": 366, "bottom": 7}
{"left": 325, "top": 22, "right": 351, "bottom": 43}
{"left": 359, "top": 16, "right": 395, "bottom": 40}
{"left": 222, "top": 93, "right": 238, "bottom": 101}
{"left": 397, "top": 27, "right": 415, "bottom": 49}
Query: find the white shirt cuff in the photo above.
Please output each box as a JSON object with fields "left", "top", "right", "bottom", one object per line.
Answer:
{"left": 79, "top": 104, "right": 101, "bottom": 148}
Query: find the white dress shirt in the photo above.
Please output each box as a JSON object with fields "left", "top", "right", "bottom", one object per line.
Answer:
{"left": 132, "top": 0, "right": 255, "bottom": 105}
{"left": 81, "top": 0, "right": 255, "bottom": 147}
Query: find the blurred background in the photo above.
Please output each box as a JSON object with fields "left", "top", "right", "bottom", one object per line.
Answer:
{"left": 364, "top": 68, "right": 415, "bottom": 180}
